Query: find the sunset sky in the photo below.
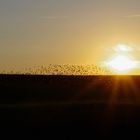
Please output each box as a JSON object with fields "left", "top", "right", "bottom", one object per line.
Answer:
{"left": 1, "top": 0, "right": 140, "bottom": 71}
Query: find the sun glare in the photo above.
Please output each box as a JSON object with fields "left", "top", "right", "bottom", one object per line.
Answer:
{"left": 104, "top": 44, "right": 138, "bottom": 74}
{"left": 108, "top": 55, "right": 137, "bottom": 73}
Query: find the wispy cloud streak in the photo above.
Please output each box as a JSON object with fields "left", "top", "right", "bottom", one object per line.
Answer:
{"left": 40, "top": 16, "right": 68, "bottom": 20}
{"left": 124, "top": 14, "right": 140, "bottom": 18}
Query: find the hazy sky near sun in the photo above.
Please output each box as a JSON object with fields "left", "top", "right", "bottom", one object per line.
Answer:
{"left": 1, "top": 0, "right": 140, "bottom": 70}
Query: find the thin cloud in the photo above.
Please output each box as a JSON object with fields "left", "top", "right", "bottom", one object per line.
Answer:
{"left": 40, "top": 16, "right": 68, "bottom": 20}
{"left": 124, "top": 14, "right": 140, "bottom": 18}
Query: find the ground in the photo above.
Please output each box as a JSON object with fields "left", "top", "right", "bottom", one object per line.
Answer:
{"left": 0, "top": 75, "right": 140, "bottom": 138}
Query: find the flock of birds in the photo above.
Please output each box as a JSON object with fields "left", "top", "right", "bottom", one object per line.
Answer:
{"left": 0, "top": 65, "right": 113, "bottom": 75}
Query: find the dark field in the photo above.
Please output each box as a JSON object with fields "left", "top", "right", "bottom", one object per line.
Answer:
{"left": 0, "top": 75, "right": 140, "bottom": 138}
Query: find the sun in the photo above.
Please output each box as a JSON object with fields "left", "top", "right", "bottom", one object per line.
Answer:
{"left": 107, "top": 55, "right": 137, "bottom": 73}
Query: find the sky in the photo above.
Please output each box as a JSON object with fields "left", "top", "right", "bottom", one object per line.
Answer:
{"left": 1, "top": 0, "right": 140, "bottom": 71}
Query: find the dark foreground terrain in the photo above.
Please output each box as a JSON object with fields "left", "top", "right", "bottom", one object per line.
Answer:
{"left": 0, "top": 74, "right": 140, "bottom": 138}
